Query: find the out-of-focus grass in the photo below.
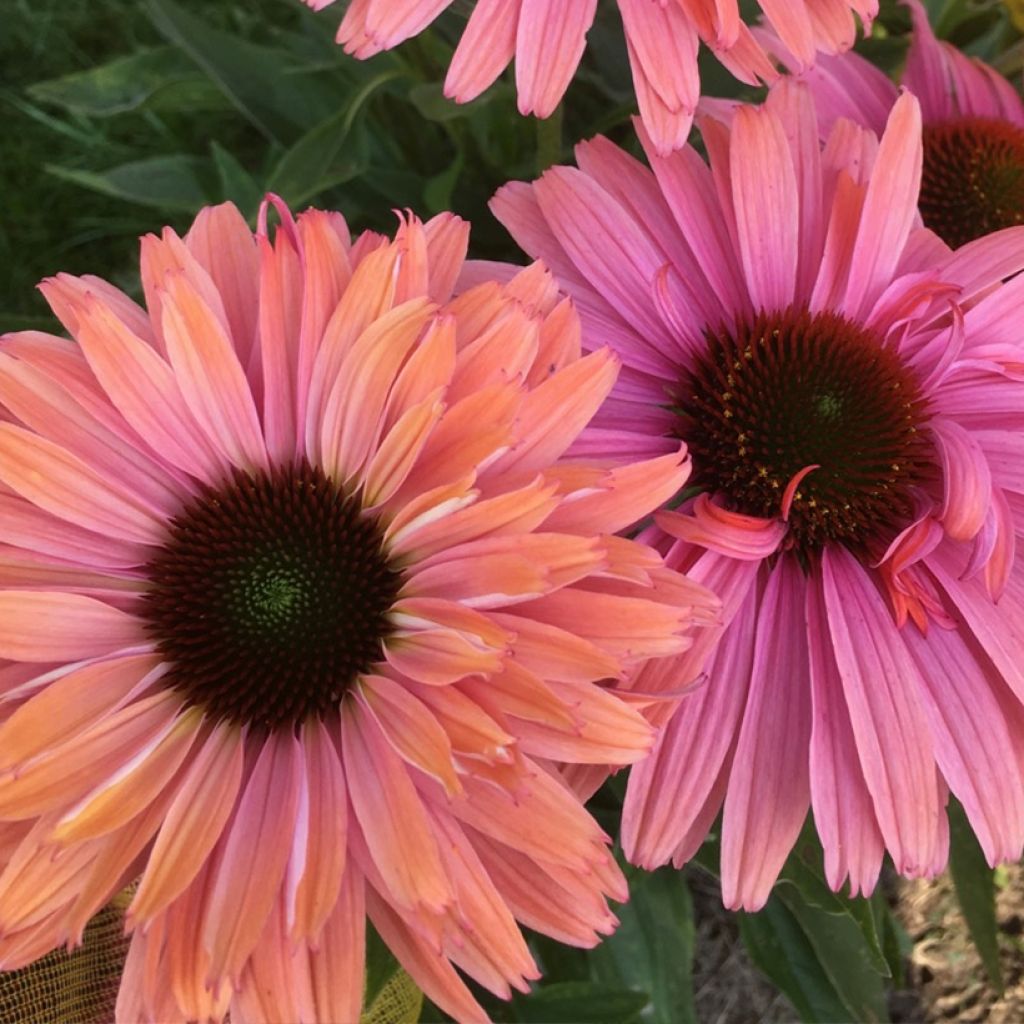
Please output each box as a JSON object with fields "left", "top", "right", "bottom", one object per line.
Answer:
{"left": 1, "top": 0, "right": 297, "bottom": 327}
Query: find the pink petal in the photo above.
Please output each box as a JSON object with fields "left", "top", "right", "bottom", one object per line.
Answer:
{"left": 0, "top": 591, "right": 143, "bottom": 662}
{"left": 366, "top": 888, "right": 488, "bottom": 1024}
{"left": 729, "top": 102, "right": 799, "bottom": 311}
{"left": 204, "top": 731, "right": 302, "bottom": 986}
{"left": 358, "top": 674, "right": 461, "bottom": 794}
{"left": 822, "top": 547, "right": 943, "bottom": 876}
{"left": 308, "top": 863, "right": 366, "bottom": 1023}
{"left": 340, "top": 699, "right": 452, "bottom": 913}
{"left": 0, "top": 423, "right": 164, "bottom": 546}
{"left": 185, "top": 203, "right": 260, "bottom": 368}
{"left": 904, "top": 622, "right": 1024, "bottom": 865}
{"left": 160, "top": 274, "right": 268, "bottom": 473}
{"left": 806, "top": 573, "right": 885, "bottom": 895}
{"left": 514, "top": 0, "right": 597, "bottom": 118}
{"left": 446, "top": 0, "right": 519, "bottom": 104}
{"left": 72, "top": 297, "right": 224, "bottom": 482}
{"left": 624, "top": 581, "right": 758, "bottom": 868}
{"left": 931, "top": 417, "right": 991, "bottom": 541}
{"left": 721, "top": 559, "right": 812, "bottom": 910}
{"left": 842, "top": 92, "right": 923, "bottom": 320}
{"left": 286, "top": 718, "right": 348, "bottom": 945}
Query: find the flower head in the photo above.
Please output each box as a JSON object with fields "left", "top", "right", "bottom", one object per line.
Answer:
{"left": 765, "top": 0, "right": 1024, "bottom": 247}
{"left": 492, "top": 81, "right": 1024, "bottom": 910}
{"left": 0, "top": 198, "right": 716, "bottom": 1020}
{"left": 310, "top": 0, "right": 877, "bottom": 154}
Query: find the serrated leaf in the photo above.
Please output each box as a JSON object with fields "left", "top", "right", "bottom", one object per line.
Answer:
{"left": 949, "top": 799, "right": 1004, "bottom": 992}
{"left": 514, "top": 982, "right": 649, "bottom": 1024}
{"left": 45, "top": 155, "right": 211, "bottom": 212}
{"left": 587, "top": 865, "right": 696, "bottom": 1024}
{"left": 27, "top": 47, "right": 194, "bottom": 117}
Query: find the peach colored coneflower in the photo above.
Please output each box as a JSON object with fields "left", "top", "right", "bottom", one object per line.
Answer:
{"left": 490, "top": 80, "right": 1024, "bottom": 911}
{"left": 763, "top": 0, "right": 1024, "bottom": 247}
{"left": 0, "top": 198, "right": 717, "bottom": 1021}
{"left": 310, "top": 0, "right": 877, "bottom": 154}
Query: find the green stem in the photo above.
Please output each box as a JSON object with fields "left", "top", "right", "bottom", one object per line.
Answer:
{"left": 535, "top": 103, "right": 564, "bottom": 175}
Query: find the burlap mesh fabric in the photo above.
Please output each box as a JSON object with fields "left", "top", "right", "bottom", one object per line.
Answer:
{"left": 0, "top": 891, "right": 423, "bottom": 1024}
{"left": 0, "top": 890, "right": 132, "bottom": 1024}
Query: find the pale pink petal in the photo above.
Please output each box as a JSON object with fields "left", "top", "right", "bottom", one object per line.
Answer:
{"left": 822, "top": 547, "right": 943, "bottom": 876}
{"left": 514, "top": 0, "right": 598, "bottom": 118}
{"left": 806, "top": 573, "right": 885, "bottom": 895}
{"left": 721, "top": 560, "right": 812, "bottom": 910}
{"left": 446, "top": 0, "right": 519, "bottom": 103}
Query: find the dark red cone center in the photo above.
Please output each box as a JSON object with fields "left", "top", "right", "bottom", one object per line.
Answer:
{"left": 140, "top": 461, "right": 401, "bottom": 729}
{"left": 676, "top": 307, "right": 934, "bottom": 557}
{"left": 921, "top": 115, "right": 1024, "bottom": 249}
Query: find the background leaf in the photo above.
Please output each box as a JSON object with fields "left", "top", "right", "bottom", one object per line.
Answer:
{"left": 949, "top": 799, "right": 1004, "bottom": 992}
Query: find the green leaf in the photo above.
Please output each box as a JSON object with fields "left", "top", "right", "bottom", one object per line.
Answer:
{"left": 775, "top": 885, "right": 890, "bottom": 1022}
{"left": 210, "top": 143, "right": 264, "bottom": 218}
{"left": 363, "top": 922, "right": 401, "bottom": 1009}
{"left": 26, "top": 47, "right": 194, "bottom": 117}
{"left": 778, "top": 850, "right": 890, "bottom": 977}
{"left": 514, "top": 983, "right": 648, "bottom": 1024}
{"left": 144, "top": 0, "right": 329, "bottom": 141}
{"left": 408, "top": 82, "right": 466, "bottom": 123}
{"left": 739, "top": 899, "right": 856, "bottom": 1024}
{"left": 45, "top": 154, "right": 211, "bottom": 212}
{"left": 423, "top": 153, "right": 463, "bottom": 214}
{"left": 949, "top": 799, "right": 1004, "bottom": 992}
{"left": 872, "top": 888, "right": 911, "bottom": 989}
{"left": 266, "top": 70, "right": 403, "bottom": 207}
{"left": 587, "top": 865, "right": 696, "bottom": 1024}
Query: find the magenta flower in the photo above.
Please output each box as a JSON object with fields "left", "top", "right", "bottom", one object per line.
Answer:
{"left": 490, "top": 81, "right": 1024, "bottom": 909}
{"left": 764, "top": 0, "right": 1024, "bottom": 247}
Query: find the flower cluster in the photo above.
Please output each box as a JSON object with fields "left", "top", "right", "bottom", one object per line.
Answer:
{"left": 4, "top": 0, "right": 1024, "bottom": 1020}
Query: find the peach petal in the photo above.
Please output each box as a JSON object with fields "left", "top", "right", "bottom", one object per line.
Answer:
{"left": 341, "top": 699, "right": 451, "bottom": 914}
{"left": 0, "top": 592, "right": 144, "bottom": 663}
{"left": 204, "top": 730, "right": 303, "bottom": 986}
{"left": 129, "top": 723, "right": 245, "bottom": 924}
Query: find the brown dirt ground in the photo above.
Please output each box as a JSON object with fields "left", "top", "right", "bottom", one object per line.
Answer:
{"left": 689, "top": 864, "right": 1024, "bottom": 1024}
{"left": 895, "top": 864, "right": 1024, "bottom": 1023}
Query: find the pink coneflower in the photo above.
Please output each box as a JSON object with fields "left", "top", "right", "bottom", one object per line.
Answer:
{"left": 0, "top": 198, "right": 717, "bottom": 1020}
{"left": 764, "top": 0, "right": 1024, "bottom": 247}
{"left": 310, "top": 0, "right": 877, "bottom": 154}
{"left": 491, "top": 81, "right": 1024, "bottom": 910}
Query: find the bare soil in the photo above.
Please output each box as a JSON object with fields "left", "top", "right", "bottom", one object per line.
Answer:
{"left": 895, "top": 865, "right": 1024, "bottom": 1023}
